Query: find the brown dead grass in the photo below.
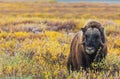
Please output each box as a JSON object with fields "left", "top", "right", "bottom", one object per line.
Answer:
{"left": 0, "top": 2, "right": 119, "bottom": 19}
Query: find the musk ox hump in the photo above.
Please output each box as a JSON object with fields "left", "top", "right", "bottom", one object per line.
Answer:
{"left": 83, "top": 20, "right": 103, "bottom": 29}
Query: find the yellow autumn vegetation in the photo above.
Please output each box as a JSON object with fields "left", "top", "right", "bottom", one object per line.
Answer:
{"left": 0, "top": 2, "right": 119, "bottom": 79}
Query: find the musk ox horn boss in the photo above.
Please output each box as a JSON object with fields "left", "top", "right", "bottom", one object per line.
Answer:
{"left": 67, "top": 20, "right": 107, "bottom": 74}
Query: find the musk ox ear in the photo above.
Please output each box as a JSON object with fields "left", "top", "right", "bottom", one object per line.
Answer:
{"left": 81, "top": 28, "right": 86, "bottom": 33}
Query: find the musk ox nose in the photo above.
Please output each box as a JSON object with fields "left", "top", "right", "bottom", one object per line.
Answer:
{"left": 86, "top": 47, "right": 94, "bottom": 50}
{"left": 86, "top": 47, "right": 95, "bottom": 54}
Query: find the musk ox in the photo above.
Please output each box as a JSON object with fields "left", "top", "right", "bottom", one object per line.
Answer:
{"left": 67, "top": 20, "right": 107, "bottom": 73}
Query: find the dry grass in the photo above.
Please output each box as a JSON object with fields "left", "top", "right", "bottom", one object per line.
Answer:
{"left": 0, "top": 2, "right": 119, "bottom": 19}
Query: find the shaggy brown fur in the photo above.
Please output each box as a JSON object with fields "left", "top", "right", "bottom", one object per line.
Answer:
{"left": 67, "top": 20, "right": 107, "bottom": 73}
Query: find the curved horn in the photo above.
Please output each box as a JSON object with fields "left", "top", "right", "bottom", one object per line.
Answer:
{"left": 80, "top": 40, "right": 85, "bottom": 45}
{"left": 99, "top": 39, "right": 104, "bottom": 47}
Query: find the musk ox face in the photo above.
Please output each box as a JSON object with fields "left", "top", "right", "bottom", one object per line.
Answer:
{"left": 82, "top": 27, "right": 103, "bottom": 54}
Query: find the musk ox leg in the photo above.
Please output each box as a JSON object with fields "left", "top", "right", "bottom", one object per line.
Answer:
{"left": 83, "top": 54, "right": 95, "bottom": 72}
{"left": 67, "top": 56, "right": 72, "bottom": 74}
{"left": 67, "top": 54, "right": 75, "bottom": 74}
{"left": 72, "top": 56, "right": 78, "bottom": 71}
{"left": 67, "top": 55, "right": 79, "bottom": 74}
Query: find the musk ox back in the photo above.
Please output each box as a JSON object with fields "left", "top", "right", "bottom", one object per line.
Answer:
{"left": 67, "top": 20, "right": 107, "bottom": 73}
